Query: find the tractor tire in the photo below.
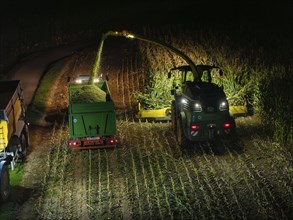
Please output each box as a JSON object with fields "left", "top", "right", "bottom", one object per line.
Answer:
{"left": 171, "top": 101, "right": 177, "bottom": 133}
{"left": 19, "top": 133, "right": 28, "bottom": 160}
{"left": 176, "top": 117, "right": 190, "bottom": 148}
{"left": 0, "top": 163, "right": 10, "bottom": 202}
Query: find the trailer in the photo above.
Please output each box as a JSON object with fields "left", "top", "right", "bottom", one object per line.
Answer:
{"left": 0, "top": 80, "right": 29, "bottom": 202}
{"left": 68, "top": 78, "right": 117, "bottom": 150}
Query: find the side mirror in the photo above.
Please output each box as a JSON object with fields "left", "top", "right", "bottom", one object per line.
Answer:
{"left": 171, "top": 89, "right": 175, "bottom": 95}
{"left": 168, "top": 72, "right": 172, "bottom": 79}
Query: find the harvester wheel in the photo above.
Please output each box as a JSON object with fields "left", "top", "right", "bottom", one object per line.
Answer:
{"left": 0, "top": 163, "right": 10, "bottom": 202}
{"left": 176, "top": 117, "right": 189, "bottom": 148}
{"left": 171, "top": 101, "right": 177, "bottom": 133}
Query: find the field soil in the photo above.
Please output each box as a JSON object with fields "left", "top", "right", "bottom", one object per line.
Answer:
{"left": 11, "top": 41, "right": 293, "bottom": 219}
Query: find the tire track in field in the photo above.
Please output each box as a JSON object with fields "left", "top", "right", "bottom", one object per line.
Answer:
{"left": 72, "top": 150, "right": 90, "bottom": 220}
{"left": 110, "top": 148, "right": 132, "bottom": 219}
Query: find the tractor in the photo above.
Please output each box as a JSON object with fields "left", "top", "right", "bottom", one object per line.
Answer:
{"left": 169, "top": 65, "right": 236, "bottom": 147}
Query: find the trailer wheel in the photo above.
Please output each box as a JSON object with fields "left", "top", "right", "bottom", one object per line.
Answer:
{"left": 6, "top": 136, "right": 19, "bottom": 154}
{"left": 0, "top": 163, "right": 10, "bottom": 202}
{"left": 176, "top": 117, "right": 189, "bottom": 148}
{"left": 19, "top": 133, "right": 28, "bottom": 159}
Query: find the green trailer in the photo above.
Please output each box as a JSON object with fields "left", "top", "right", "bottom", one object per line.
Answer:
{"left": 68, "top": 80, "right": 117, "bottom": 150}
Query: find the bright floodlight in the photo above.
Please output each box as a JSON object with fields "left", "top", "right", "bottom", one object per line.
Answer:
{"left": 126, "top": 34, "right": 135, "bottom": 38}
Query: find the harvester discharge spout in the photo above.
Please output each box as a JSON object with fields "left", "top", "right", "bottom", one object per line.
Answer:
{"left": 90, "top": 30, "right": 202, "bottom": 84}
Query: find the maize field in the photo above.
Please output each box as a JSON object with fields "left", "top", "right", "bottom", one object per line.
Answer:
{"left": 18, "top": 25, "right": 293, "bottom": 219}
{"left": 34, "top": 116, "right": 293, "bottom": 219}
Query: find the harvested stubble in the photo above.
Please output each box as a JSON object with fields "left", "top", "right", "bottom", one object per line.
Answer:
{"left": 71, "top": 85, "right": 106, "bottom": 103}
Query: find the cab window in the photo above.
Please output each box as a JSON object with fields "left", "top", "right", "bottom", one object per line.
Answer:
{"left": 185, "top": 71, "right": 194, "bottom": 82}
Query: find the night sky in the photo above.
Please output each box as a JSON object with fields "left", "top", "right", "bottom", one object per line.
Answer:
{"left": 0, "top": 0, "right": 292, "bottom": 53}
{"left": 1, "top": 0, "right": 292, "bottom": 27}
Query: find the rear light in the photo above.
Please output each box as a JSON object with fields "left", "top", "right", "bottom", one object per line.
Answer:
{"left": 223, "top": 123, "right": 231, "bottom": 129}
{"left": 108, "top": 138, "right": 117, "bottom": 145}
{"left": 68, "top": 139, "right": 81, "bottom": 146}
{"left": 191, "top": 124, "right": 199, "bottom": 136}
{"left": 191, "top": 124, "right": 200, "bottom": 131}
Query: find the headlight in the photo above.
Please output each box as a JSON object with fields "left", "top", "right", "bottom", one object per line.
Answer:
{"left": 194, "top": 101, "right": 202, "bottom": 112}
{"left": 76, "top": 79, "right": 82, "bottom": 84}
{"left": 181, "top": 98, "right": 190, "bottom": 110}
{"left": 93, "top": 78, "right": 99, "bottom": 83}
{"left": 219, "top": 100, "right": 228, "bottom": 111}
{"left": 181, "top": 98, "right": 188, "bottom": 104}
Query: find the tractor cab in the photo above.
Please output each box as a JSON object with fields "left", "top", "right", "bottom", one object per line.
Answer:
{"left": 169, "top": 65, "right": 223, "bottom": 90}
{"left": 168, "top": 65, "right": 223, "bottom": 94}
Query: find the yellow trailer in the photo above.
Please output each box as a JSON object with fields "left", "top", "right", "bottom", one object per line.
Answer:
{"left": 0, "top": 80, "right": 29, "bottom": 202}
